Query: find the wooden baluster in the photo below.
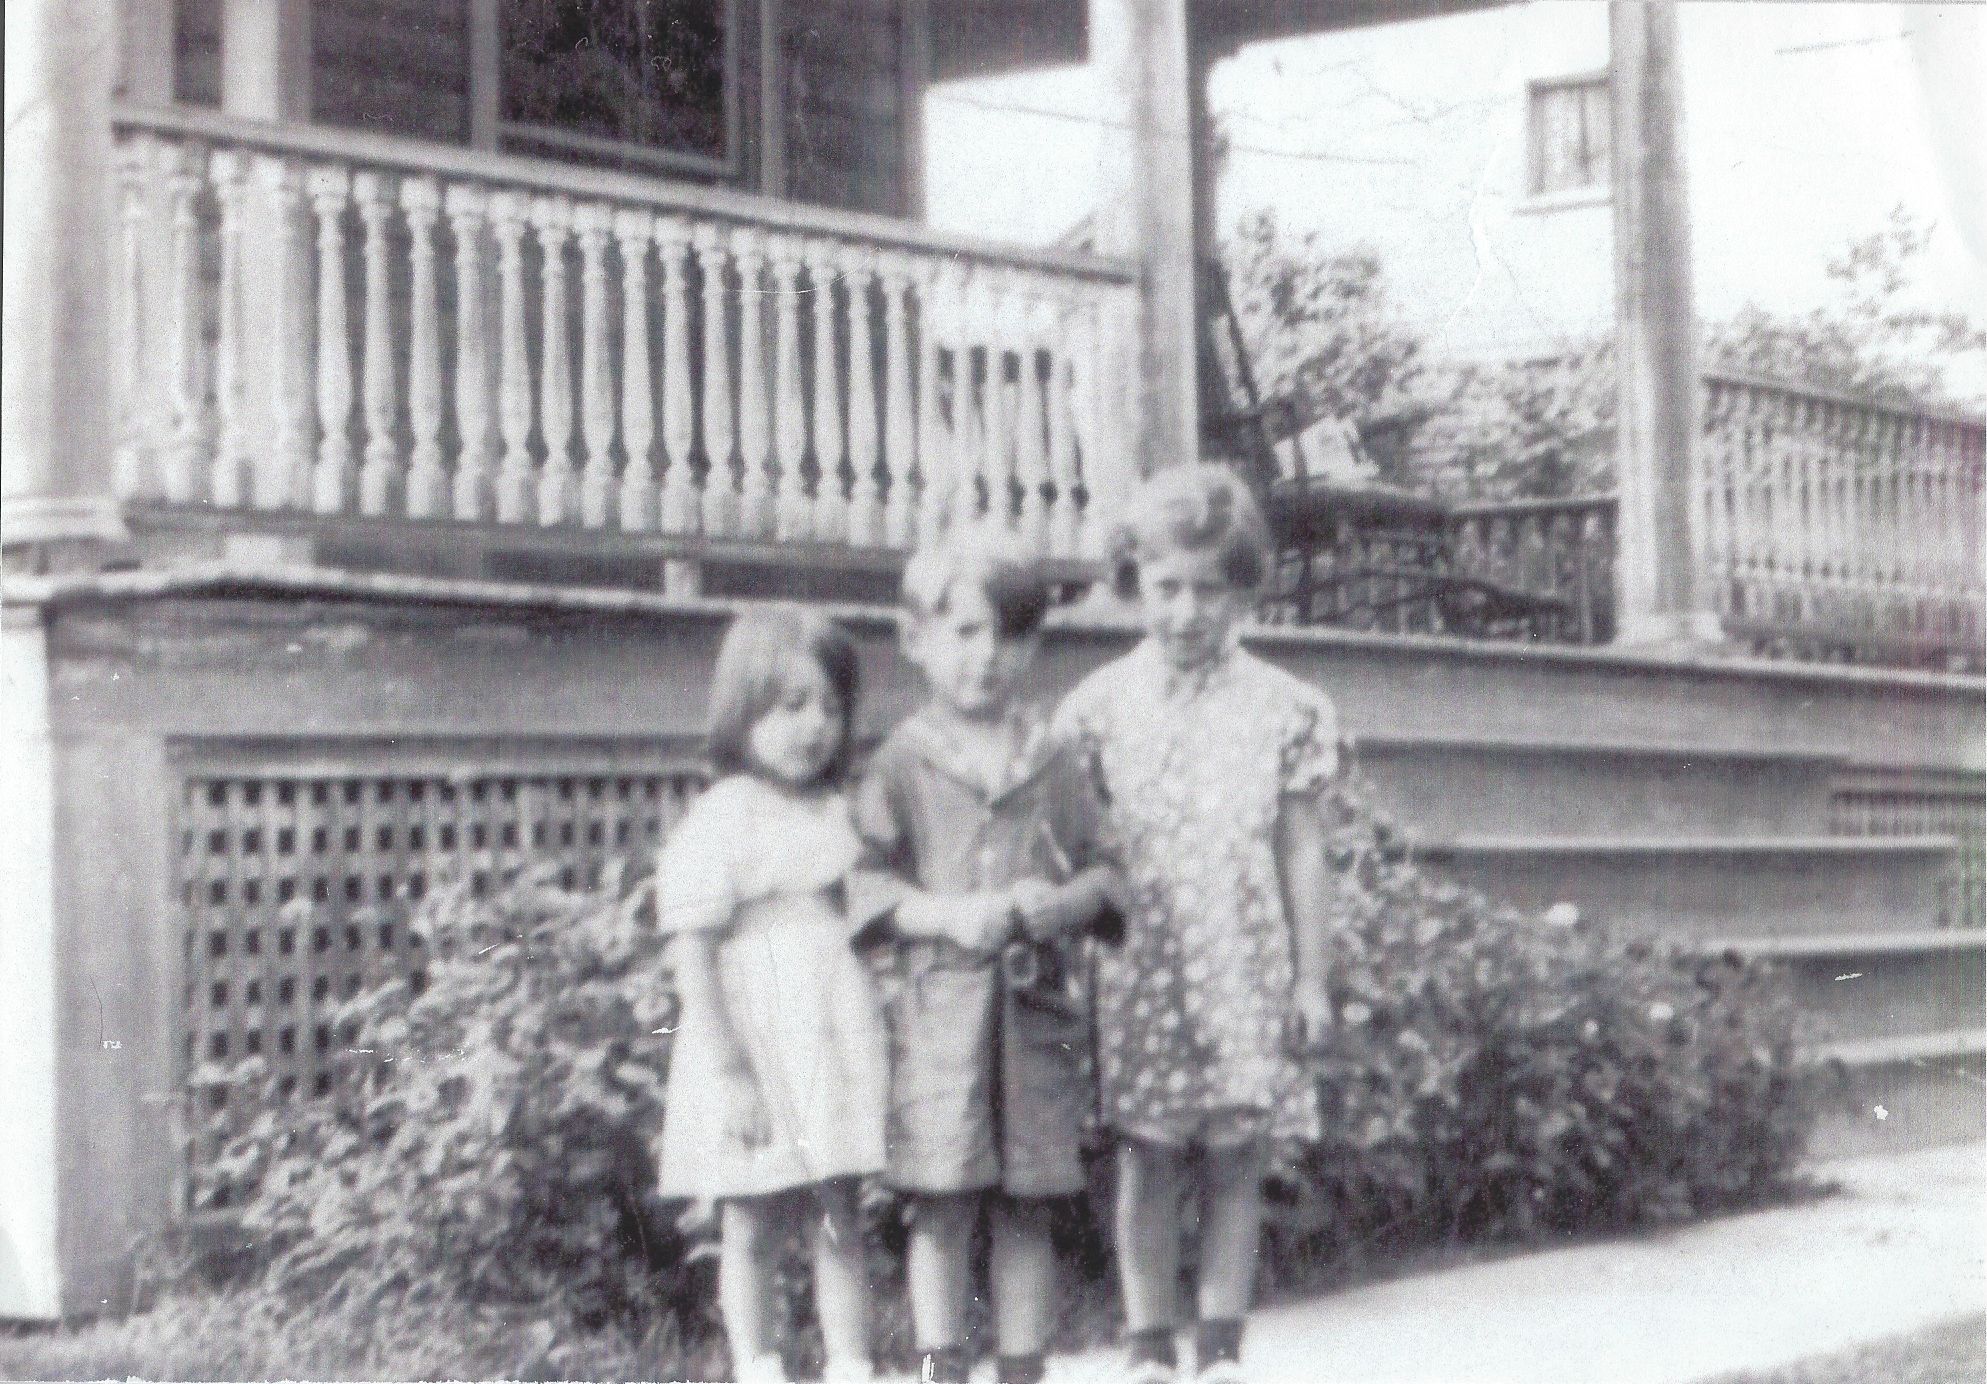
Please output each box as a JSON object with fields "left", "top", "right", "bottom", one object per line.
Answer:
{"left": 162, "top": 144, "right": 212, "bottom": 505}
{"left": 914, "top": 257, "right": 951, "bottom": 546}
{"left": 401, "top": 177, "right": 446, "bottom": 519}
{"left": 809, "top": 240, "right": 847, "bottom": 543}
{"left": 693, "top": 225, "right": 736, "bottom": 536}
{"left": 446, "top": 185, "right": 495, "bottom": 521}
{"left": 208, "top": 149, "right": 251, "bottom": 508}
{"left": 532, "top": 197, "right": 577, "bottom": 525}
{"left": 981, "top": 271, "right": 1017, "bottom": 528}
{"left": 880, "top": 254, "right": 918, "bottom": 547}
{"left": 306, "top": 165, "right": 355, "bottom": 513}
{"left": 1045, "top": 292, "right": 1081, "bottom": 557}
{"left": 949, "top": 265, "right": 985, "bottom": 525}
{"left": 489, "top": 191, "right": 535, "bottom": 523}
{"left": 843, "top": 247, "right": 882, "bottom": 545}
{"left": 353, "top": 171, "right": 400, "bottom": 517}
{"left": 655, "top": 217, "right": 697, "bottom": 533}
{"left": 614, "top": 210, "right": 657, "bottom": 532}
{"left": 1012, "top": 287, "right": 1050, "bottom": 551}
{"left": 769, "top": 240, "right": 810, "bottom": 540}
{"left": 1066, "top": 292, "right": 1105, "bottom": 557}
{"left": 574, "top": 204, "right": 617, "bottom": 529}
{"left": 733, "top": 230, "right": 774, "bottom": 538}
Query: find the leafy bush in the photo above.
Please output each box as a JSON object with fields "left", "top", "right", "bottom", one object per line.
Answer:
{"left": 196, "top": 864, "right": 720, "bottom": 1379}
{"left": 119, "top": 773, "right": 1810, "bottom": 1378}
{"left": 1258, "top": 769, "right": 1813, "bottom": 1292}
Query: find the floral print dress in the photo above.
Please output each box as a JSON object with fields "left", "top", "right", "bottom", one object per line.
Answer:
{"left": 1052, "top": 638, "right": 1340, "bottom": 1145}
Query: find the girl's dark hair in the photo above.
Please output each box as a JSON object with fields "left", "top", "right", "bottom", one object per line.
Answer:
{"left": 705, "top": 605, "right": 860, "bottom": 785}
{"left": 1107, "top": 463, "right": 1273, "bottom": 600}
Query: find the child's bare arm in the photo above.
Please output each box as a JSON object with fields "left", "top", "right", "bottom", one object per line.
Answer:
{"left": 1011, "top": 865, "right": 1127, "bottom": 944}
{"left": 1276, "top": 792, "right": 1336, "bottom": 1046}
{"left": 671, "top": 931, "right": 769, "bottom": 1147}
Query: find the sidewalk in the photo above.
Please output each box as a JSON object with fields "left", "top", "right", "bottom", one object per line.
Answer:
{"left": 1042, "top": 1143, "right": 1984, "bottom": 1384}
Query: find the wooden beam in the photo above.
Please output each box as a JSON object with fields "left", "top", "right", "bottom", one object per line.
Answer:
{"left": 1090, "top": 0, "right": 1197, "bottom": 475}
{"left": 1609, "top": 0, "right": 1718, "bottom": 645}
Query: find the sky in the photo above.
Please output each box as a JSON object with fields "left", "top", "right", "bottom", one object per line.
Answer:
{"left": 922, "top": 2, "right": 1986, "bottom": 388}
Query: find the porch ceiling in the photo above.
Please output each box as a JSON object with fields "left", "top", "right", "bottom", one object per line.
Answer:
{"left": 930, "top": 0, "right": 1515, "bottom": 81}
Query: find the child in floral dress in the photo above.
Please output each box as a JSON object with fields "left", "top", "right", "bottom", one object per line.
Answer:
{"left": 1052, "top": 466, "right": 1342, "bottom": 1384}
{"left": 850, "top": 524, "right": 1125, "bottom": 1384}
{"left": 657, "top": 606, "right": 889, "bottom": 1383}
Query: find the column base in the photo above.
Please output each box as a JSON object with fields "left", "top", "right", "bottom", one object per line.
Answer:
{"left": 0, "top": 497, "right": 134, "bottom": 574}
{"left": 1614, "top": 608, "right": 1728, "bottom": 652}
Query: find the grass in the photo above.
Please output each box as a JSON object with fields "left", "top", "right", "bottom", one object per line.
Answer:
{"left": 1696, "top": 1316, "right": 1986, "bottom": 1384}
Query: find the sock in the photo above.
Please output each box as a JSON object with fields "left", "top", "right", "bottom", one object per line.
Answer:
{"left": 1195, "top": 1318, "right": 1244, "bottom": 1369}
{"left": 919, "top": 1343, "right": 970, "bottom": 1384}
{"left": 1127, "top": 1326, "right": 1178, "bottom": 1369}
{"left": 996, "top": 1351, "right": 1047, "bottom": 1384}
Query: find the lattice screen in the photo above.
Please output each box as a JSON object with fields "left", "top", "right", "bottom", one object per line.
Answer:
{"left": 174, "top": 750, "right": 705, "bottom": 1210}
{"left": 1831, "top": 772, "right": 1986, "bottom": 930}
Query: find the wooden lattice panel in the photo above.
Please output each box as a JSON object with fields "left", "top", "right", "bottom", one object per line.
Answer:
{"left": 1831, "top": 772, "right": 1986, "bottom": 930}
{"left": 174, "top": 749, "right": 704, "bottom": 1210}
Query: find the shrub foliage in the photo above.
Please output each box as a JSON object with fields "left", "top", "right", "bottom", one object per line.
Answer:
{"left": 173, "top": 774, "right": 1809, "bottom": 1376}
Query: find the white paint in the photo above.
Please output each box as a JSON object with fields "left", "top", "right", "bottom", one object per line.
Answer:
{"left": 0, "top": 614, "right": 61, "bottom": 1318}
{"left": 925, "top": 3, "right": 1986, "bottom": 397}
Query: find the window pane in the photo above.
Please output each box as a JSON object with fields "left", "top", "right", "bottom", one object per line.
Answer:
{"left": 502, "top": 0, "right": 727, "bottom": 159}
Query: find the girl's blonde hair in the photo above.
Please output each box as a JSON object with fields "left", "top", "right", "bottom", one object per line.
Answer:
{"left": 900, "top": 520, "right": 1053, "bottom": 638}
{"left": 1107, "top": 463, "right": 1273, "bottom": 600}
{"left": 705, "top": 604, "right": 859, "bottom": 784}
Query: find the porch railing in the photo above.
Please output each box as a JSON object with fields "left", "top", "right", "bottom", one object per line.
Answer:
{"left": 1701, "top": 372, "right": 1985, "bottom": 668}
{"left": 109, "top": 106, "right": 1139, "bottom": 562}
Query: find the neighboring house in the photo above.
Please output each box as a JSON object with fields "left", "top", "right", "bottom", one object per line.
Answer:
{"left": 2, "top": 0, "right": 1979, "bottom": 1321}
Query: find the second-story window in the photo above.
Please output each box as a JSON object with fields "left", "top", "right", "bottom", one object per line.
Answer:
{"left": 501, "top": 0, "right": 736, "bottom": 175}
{"left": 1527, "top": 73, "right": 1610, "bottom": 197}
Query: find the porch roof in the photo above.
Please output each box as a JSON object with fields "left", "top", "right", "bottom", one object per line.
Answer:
{"left": 930, "top": 0, "right": 1512, "bottom": 80}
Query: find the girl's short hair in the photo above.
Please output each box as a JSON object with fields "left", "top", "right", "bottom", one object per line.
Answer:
{"left": 705, "top": 605, "right": 860, "bottom": 784}
{"left": 900, "top": 521, "right": 1053, "bottom": 638}
{"left": 1108, "top": 463, "right": 1273, "bottom": 600}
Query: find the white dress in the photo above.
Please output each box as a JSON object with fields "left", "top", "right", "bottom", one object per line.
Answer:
{"left": 656, "top": 776, "right": 889, "bottom": 1199}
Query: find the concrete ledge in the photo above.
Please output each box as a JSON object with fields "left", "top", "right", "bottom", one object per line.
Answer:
{"left": 1725, "top": 928, "right": 1987, "bottom": 959}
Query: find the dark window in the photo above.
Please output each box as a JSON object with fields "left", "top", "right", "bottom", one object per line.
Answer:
{"left": 501, "top": 0, "right": 734, "bottom": 173}
{"left": 1528, "top": 74, "right": 1610, "bottom": 197}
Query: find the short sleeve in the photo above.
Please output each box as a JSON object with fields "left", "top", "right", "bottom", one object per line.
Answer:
{"left": 1278, "top": 689, "right": 1341, "bottom": 798}
{"left": 656, "top": 787, "right": 739, "bottom": 935}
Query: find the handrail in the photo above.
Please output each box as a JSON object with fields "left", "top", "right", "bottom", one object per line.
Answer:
{"left": 1702, "top": 369, "right": 1987, "bottom": 432}
{"left": 110, "top": 101, "right": 1141, "bottom": 287}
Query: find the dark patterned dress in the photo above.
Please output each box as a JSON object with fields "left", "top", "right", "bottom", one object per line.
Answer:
{"left": 1052, "top": 638, "right": 1339, "bottom": 1146}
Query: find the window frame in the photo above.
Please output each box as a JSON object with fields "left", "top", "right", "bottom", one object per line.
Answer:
{"left": 1525, "top": 68, "right": 1612, "bottom": 200}
{"left": 472, "top": 0, "right": 746, "bottom": 179}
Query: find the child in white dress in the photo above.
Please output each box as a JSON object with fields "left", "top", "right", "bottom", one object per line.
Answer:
{"left": 657, "top": 606, "right": 888, "bottom": 1383}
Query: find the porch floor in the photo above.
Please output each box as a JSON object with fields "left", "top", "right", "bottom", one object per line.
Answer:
{"left": 981, "top": 1143, "right": 1985, "bottom": 1384}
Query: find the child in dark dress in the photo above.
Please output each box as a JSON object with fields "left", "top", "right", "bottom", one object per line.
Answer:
{"left": 851, "top": 524, "right": 1123, "bottom": 1384}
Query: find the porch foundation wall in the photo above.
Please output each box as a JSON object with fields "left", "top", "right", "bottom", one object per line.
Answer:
{"left": 5, "top": 574, "right": 1981, "bottom": 1317}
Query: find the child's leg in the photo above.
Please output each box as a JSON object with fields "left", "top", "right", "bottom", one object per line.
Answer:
{"left": 719, "top": 1194, "right": 789, "bottom": 1379}
{"left": 1192, "top": 1138, "right": 1270, "bottom": 1372}
{"left": 905, "top": 1192, "right": 979, "bottom": 1379}
{"left": 989, "top": 1195, "right": 1056, "bottom": 1380}
{"left": 810, "top": 1178, "right": 873, "bottom": 1378}
{"left": 1115, "top": 1138, "right": 1188, "bottom": 1333}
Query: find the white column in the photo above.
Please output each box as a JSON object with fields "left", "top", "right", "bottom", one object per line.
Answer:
{"left": 208, "top": 150, "right": 252, "bottom": 508}
{"left": 353, "top": 171, "right": 400, "bottom": 518}
{"left": 694, "top": 225, "right": 736, "bottom": 536}
{"left": 880, "top": 254, "right": 918, "bottom": 547}
{"left": 733, "top": 229, "right": 774, "bottom": 538}
{"left": 533, "top": 197, "right": 577, "bottom": 525}
{"left": 491, "top": 192, "right": 535, "bottom": 523}
{"left": 306, "top": 165, "right": 354, "bottom": 513}
{"left": 771, "top": 242, "right": 811, "bottom": 540}
{"left": 843, "top": 248, "right": 882, "bottom": 546}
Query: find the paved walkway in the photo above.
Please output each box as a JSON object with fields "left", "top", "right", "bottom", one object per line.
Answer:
{"left": 1034, "top": 1143, "right": 1984, "bottom": 1384}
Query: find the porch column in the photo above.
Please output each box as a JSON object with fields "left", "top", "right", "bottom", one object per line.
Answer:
{"left": 2, "top": 0, "right": 130, "bottom": 564}
{"left": 221, "top": 0, "right": 313, "bottom": 119}
{"left": 1090, "top": 0, "right": 1198, "bottom": 476}
{"left": 1609, "top": 0, "right": 1720, "bottom": 645}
